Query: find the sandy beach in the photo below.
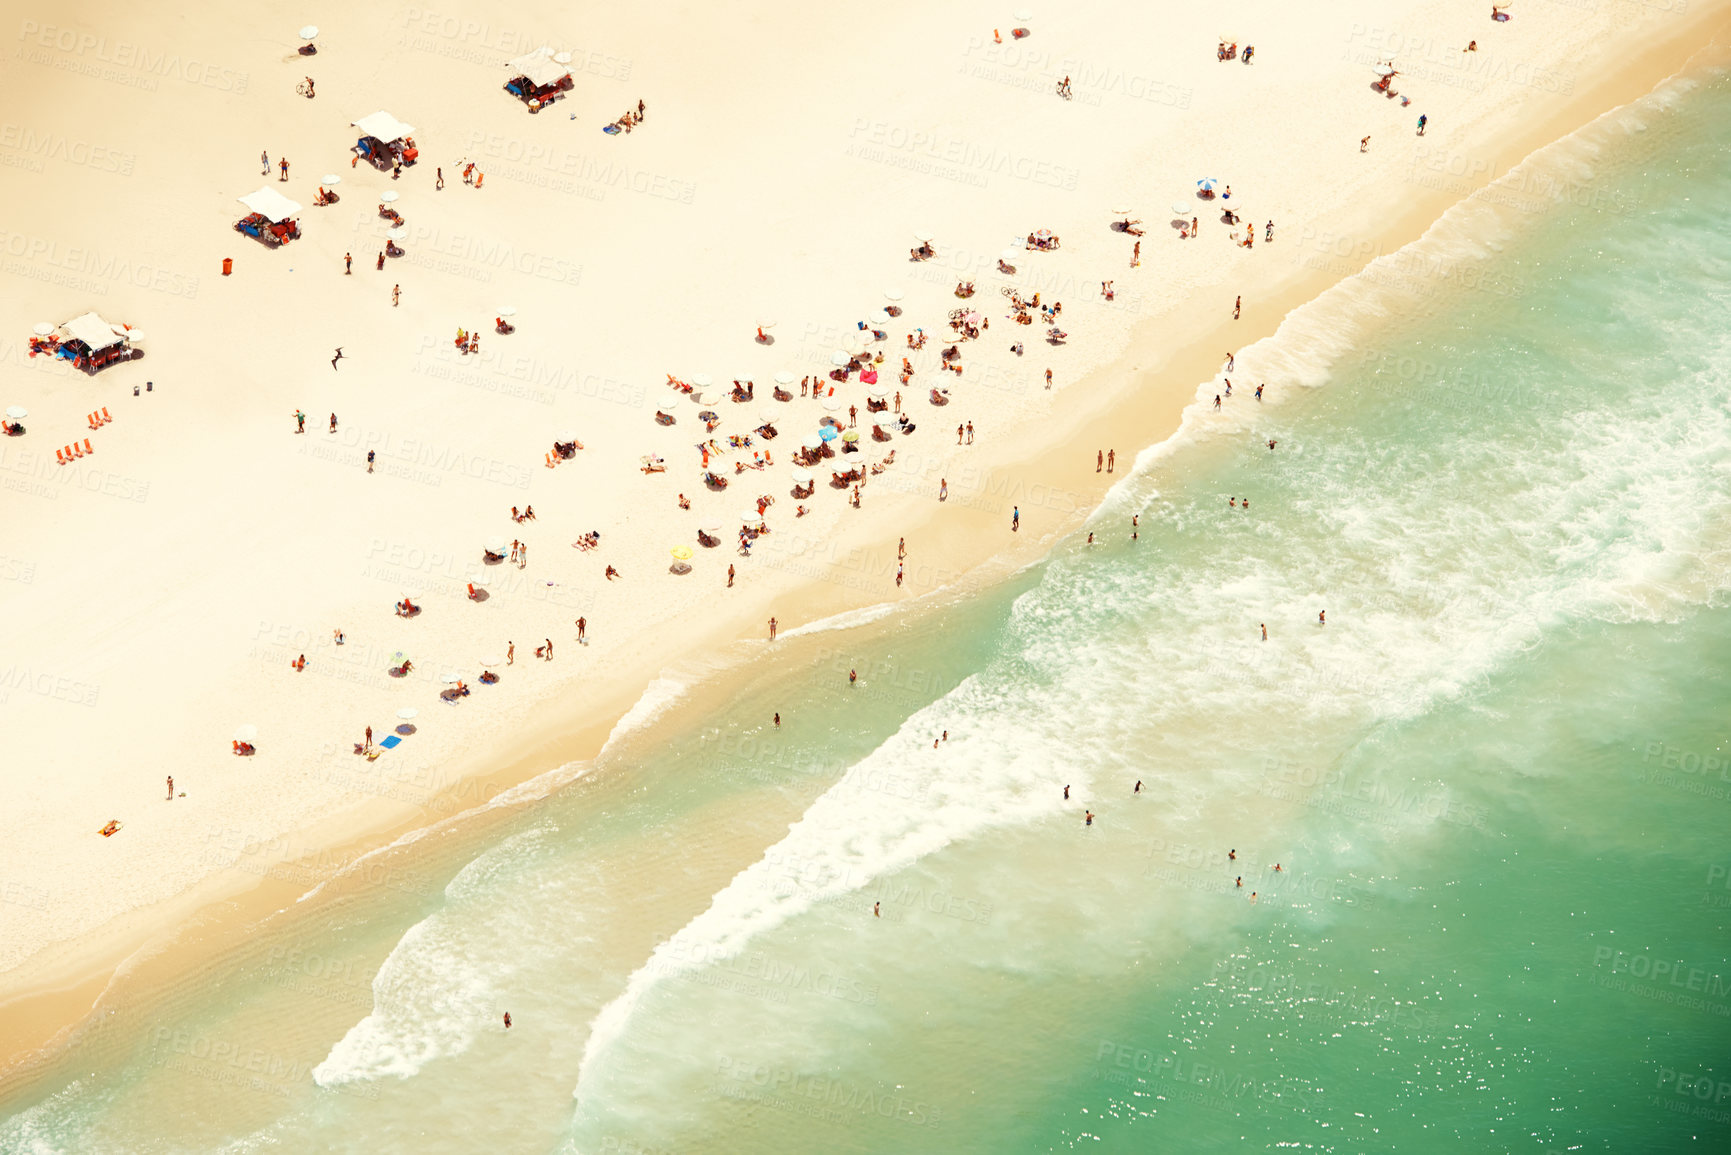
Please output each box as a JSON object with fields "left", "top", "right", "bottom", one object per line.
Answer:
{"left": 3, "top": 0, "right": 1728, "bottom": 1084}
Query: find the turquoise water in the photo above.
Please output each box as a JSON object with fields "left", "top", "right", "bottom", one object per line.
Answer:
{"left": 6, "top": 67, "right": 1731, "bottom": 1155}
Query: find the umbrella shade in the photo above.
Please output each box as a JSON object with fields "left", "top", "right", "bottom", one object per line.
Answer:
{"left": 233, "top": 724, "right": 258, "bottom": 742}
{"left": 821, "top": 396, "right": 843, "bottom": 411}
{"left": 300, "top": 25, "right": 319, "bottom": 39}
{"left": 789, "top": 467, "right": 814, "bottom": 485}
{"left": 819, "top": 426, "right": 839, "bottom": 441}
{"left": 380, "top": 191, "right": 400, "bottom": 202}
{"left": 396, "top": 707, "right": 419, "bottom": 720}
{"left": 5, "top": 406, "right": 26, "bottom": 419}
{"left": 386, "top": 227, "right": 408, "bottom": 241}
{"left": 801, "top": 435, "right": 823, "bottom": 450}
{"left": 498, "top": 306, "right": 517, "bottom": 317}
{"left": 774, "top": 370, "right": 796, "bottom": 384}
{"left": 912, "top": 231, "right": 934, "bottom": 243}
{"left": 670, "top": 545, "right": 694, "bottom": 561}
{"left": 32, "top": 322, "right": 54, "bottom": 336}
{"left": 698, "top": 409, "right": 719, "bottom": 421}
{"left": 883, "top": 287, "right": 904, "bottom": 301}
{"left": 841, "top": 430, "right": 860, "bottom": 442}
{"left": 485, "top": 536, "right": 507, "bottom": 553}
{"left": 691, "top": 373, "right": 714, "bottom": 388}
{"left": 739, "top": 510, "right": 765, "bottom": 524}
{"left": 441, "top": 671, "right": 462, "bottom": 684}
{"left": 322, "top": 173, "right": 341, "bottom": 185}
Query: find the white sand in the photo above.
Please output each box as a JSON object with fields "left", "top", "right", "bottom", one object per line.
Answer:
{"left": 0, "top": 0, "right": 1715, "bottom": 1003}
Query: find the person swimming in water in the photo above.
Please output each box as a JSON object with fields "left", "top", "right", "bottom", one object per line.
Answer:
{"left": 1085, "top": 811, "right": 1094, "bottom": 826}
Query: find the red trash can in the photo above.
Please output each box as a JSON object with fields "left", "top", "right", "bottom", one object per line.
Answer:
{"left": 222, "top": 257, "right": 233, "bottom": 275}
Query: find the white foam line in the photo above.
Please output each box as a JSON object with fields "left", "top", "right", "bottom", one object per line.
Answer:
{"left": 778, "top": 600, "right": 899, "bottom": 639}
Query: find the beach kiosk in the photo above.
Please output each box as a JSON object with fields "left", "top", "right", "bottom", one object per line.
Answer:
{"left": 234, "top": 187, "right": 303, "bottom": 246}
{"left": 503, "top": 47, "right": 573, "bottom": 111}
{"left": 351, "top": 111, "right": 419, "bottom": 170}
{"left": 55, "top": 312, "right": 138, "bottom": 374}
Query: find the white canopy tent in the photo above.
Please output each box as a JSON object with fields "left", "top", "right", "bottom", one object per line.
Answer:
{"left": 352, "top": 111, "right": 416, "bottom": 144}
{"left": 237, "top": 187, "right": 303, "bottom": 222}
{"left": 60, "top": 311, "right": 125, "bottom": 351}
{"left": 505, "top": 47, "right": 571, "bottom": 89}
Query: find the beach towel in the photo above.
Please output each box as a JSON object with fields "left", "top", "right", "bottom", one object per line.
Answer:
{"left": 380, "top": 735, "right": 402, "bottom": 749}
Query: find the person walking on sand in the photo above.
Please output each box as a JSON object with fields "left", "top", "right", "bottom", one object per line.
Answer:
{"left": 436, "top": 167, "right": 444, "bottom": 190}
{"left": 1134, "top": 780, "right": 1141, "bottom": 793}
{"left": 1417, "top": 114, "right": 1428, "bottom": 136}
{"left": 1132, "top": 240, "right": 1141, "bottom": 267}
{"left": 261, "top": 149, "right": 270, "bottom": 175}
{"left": 365, "top": 725, "right": 373, "bottom": 750}
{"left": 377, "top": 251, "right": 385, "bottom": 271}
{"left": 1255, "top": 383, "right": 1263, "bottom": 401}
{"left": 1360, "top": 135, "right": 1371, "bottom": 152}
{"left": 1045, "top": 369, "right": 1053, "bottom": 389}
{"left": 1233, "top": 296, "right": 1242, "bottom": 320}
{"left": 896, "top": 563, "right": 904, "bottom": 588}
{"left": 1096, "top": 450, "right": 1103, "bottom": 472}
{"left": 344, "top": 252, "right": 352, "bottom": 275}
{"left": 727, "top": 564, "right": 735, "bottom": 588}
{"left": 507, "top": 642, "right": 515, "bottom": 664}
{"left": 898, "top": 537, "right": 906, "bottom": 560}
{"left": 294, "top": 409, "right": 306, "bottom": 433}
{"left": 939, "top": 478, "right": 948, "bottom": 501}
{"left": 367, "top": 450, "right": 375, "bottom": 472}
{"left": 958, "top": 424, "right": 965, "bottom": 445}
{"left": 577, "top": 617, "right": 587, "bottom": 642}
{"left": 392, "top": 284, "right": 400, "bottom": 306}
{"left": 1225, "top": 351, "right": 1235, "bottom": 371}
{"left": 1266, "top": 220, "right": 1275, "bottom": 243}
{"left": 768, "top": 616, "right": 777, "bottom": 641}
{"left": 544, "top": 638, "right": 553, "bottom": 661}
{"left": 1012, "top": 506, "right": 1020, "bottom": 532}
{"left": 332, "top": 346, "right": 344, "bottom": 370}
{"left": 166, "top": 775, "right": 174, "bottom": 800}
{"left": 1107, "top": 449, "right": 1115, "bottom": 473}
{"left": 329, "top": 413, "right": 338, "bottom": 433}
{"left": 966, "top": 421, "right": 974, "bottom": 443}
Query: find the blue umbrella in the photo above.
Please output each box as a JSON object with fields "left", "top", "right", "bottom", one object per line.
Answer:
{"left": 1196, "top": 178, "right": 1218, "bottom": 192}
{"left": 819, "top": 425, "right": 838, "bottom": 441}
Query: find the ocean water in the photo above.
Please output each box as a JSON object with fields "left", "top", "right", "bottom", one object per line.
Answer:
{"left": 6, "top": 66, "right": 1731, "bottom": 1155}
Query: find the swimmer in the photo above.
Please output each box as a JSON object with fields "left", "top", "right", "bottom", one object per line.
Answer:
{"left": 1134, "top": 780, "right": 1142, "bottom": 793}
{"left": 1085, "top": 811, "right": 1094, "bottom": 826}
{"left": 1064, "top": 784, "right": 1071, "bottom": 800}
{"left": 1229, "top": 848, "right": 1236, "bottom": 861}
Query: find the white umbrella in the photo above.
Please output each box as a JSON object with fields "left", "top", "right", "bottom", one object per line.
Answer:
{"left": 759, "top": 408, "right": 779, "bottom": 424}
{"left": 822, "top": 396, "right": 843, "bottom": 411}
{"left": 1000, "top": 247, "right": 1022, "bottom": 261}
{"left": 485, "top": 536, "right": 508, "bottom": 553}
{"left": 830, "top": 351, "right": 851, "bottom": 367}
{"left": 400, "top": 589, "right": 423, "bottom": 602}
{"left": 695, "top": 390, "right": 721, "bottom": 406}
{"left": 300, "top": 25, "right": 319, "bottom": 40}
{"left": 800, "top": 435, "right": 823, "bottom": 451}
{"left": 498, "top": 306, "right": 517, "bottom": 317}
{"left": 757, "top": 319, "right": 777, "bottom": 330}
{"left": 322, "top": 173, "right": 341, "bottom": 185}
{"left": 1172, "top": 202, "right": 1194, "bottom": 216}
{"left": 739, "top": 509, "right": 765, "bottom": 524}
{"left": 380, "top": 190, "right": 400, "bottom": 203}
{"left": 774, "top": 370, "right": 796, "bottom": 385}
{"left": 120, "top": 330, "right": 145, "bottom": 345}
{"left": 699, "top": 522, "right": 722, "bottom": 534}
{"left": 468, "top": 570, "right": 491, "bottom": 586}
{"left": 912, "top": 231, "right": 933, "bottom": 243}
{"left": 789, "top": 467, "right": 814, "bottom": 485}
{"left": 1111, "top": 205, "right": 1133, "bottom": 215}
{"left": 5, "top": 406, "right": 27, "bottom": 420}
{"left": 553, "top": 51, "right": 574, "bottom": 64}
{"left": 396, "top": 707, "right": 419, "bottom": 720}
{"left": 480, "top": 655, "right": 501, "bottom": 668}
{"left": 867, "top": 385, "right": 887, "bottom": 398}
{"left": 233, "top": 724, "right": 258, "bottom": 742}
{"left": 556, "top": 429, "right": 578, "bottom": 444}
{"left": 656, "top": 399, "right": 679, "bottom": 414}
{"left": 692, "top": 373, "right": 714, "bottom": 388}
{"left": 386, "top": 227, "right": 408, "bottom": 241}
{"left": 1013, "top": 9, "right": 1034, "bottom": 20}
{"left": 883, "top": 288, "right": 904, "bottom": 302}
{"left": 31, "top": 322, "right": 53, "bottom": 336}
{"left": 440, "top": 671, "right": 462, "bottom": 684}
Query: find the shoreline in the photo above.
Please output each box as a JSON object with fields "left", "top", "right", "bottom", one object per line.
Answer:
{"left": 5, "top": 0, "right": 1731, "bottom": 1096}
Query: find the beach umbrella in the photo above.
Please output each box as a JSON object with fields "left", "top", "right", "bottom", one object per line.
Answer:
{"left": 400, "top": 590, "right": 423, "bottom": 605}
{"left": 695, "top": 390, "right": 721, "bottom": 406}
{"left": 6, "top": 406, "right": 27, "bottom": 420}
{"left": 1171, "top": 202, "right": 1193, "bottom": 216}
{"left": 300, "top": 25, "right": 319, "bottom": 40}
{"left": 656, "top": 398, "right": 678, "bottom": 414}
{"left": 867, "top": 385, "right": 887, "bottom": 399}
{"left": 759, "top": 408, "right": 779, "bottom": 424}
{"left": 441, "top": 671, "right": 462, "bottom": 685}
{"left": 498, "top": 306, "right": 517, "bottom": 317}
{"left": 1014, "top": 8, "right": 1034, "bottom": 20}
{"left": 671, "top": 545, "right": 694, "bottom": 561}
{"left": 386, "top": 227, "right": 408, "bottom": 241}
{"left": 556, "top": 430, "right": 578, "bottom": 445}
{"left": 821, "top": 396, "right": 843, "bottom": 412}
{"left": 480, "top": 655, "right": 501, "bottom": 668}
{"left": 800, "top": 434, "right": 822, "bottom": 451}
{"left": 830, "top": 351, "right": 851, "bottom": 367}
{"left": 468, "top": 570, "right": 491, "bottom": 586}
{"left": 883, "top": 287, "right": 904, "bottom": 302}
{"left": 841, "top": 430, "right": 860, "bottom": 443}
{"left": 692, "top": 373, "right": 714, "bottom": 388}
{"left": 485, "top": 536, "right": 507, "bottom": 554}
{"left": 1111, "top": 205, "right": 1133, "bottom": 216}
{"left": 774, "top": 370, "right": 796, "bottom": 385}
{"left": 322, "top": 173, "right": 341, "bottom": 185}
{"left": 699, "top": 521, "right": 722, "bottom": 534}
{"left": 964, "top": 311, "right": 982, "bottom": 325}
{"left": 1196, "top": 178, "right": 1218, "bottom": 192}
{"left": 912, "top": 231, "right": 934, "bottom": 243}
{"left": 31, "top": 322, "right": 53, "bottom": 336}
{"left": 739, "top": 509, "right": 765, "bottom": 524}
{"left": 819, "top": 425, "right": 839, "bottom": 441}
{"left": 233, "top": 724, "right": 258, "bottom": 742}
{"left": 119, "top": 330, "right": 146, "bottom": 346}
{"left": 396, "top": 706, "right": 419, "bottom": 720}
{"left": 553, "top": 51, "right": 574, "bottom": 64}
{"left": 757, "top": 319, "right": 776, "bottom": 330}
{"left": 789, "top": 467, "right": 813, "bottom": 485}
{"left": 380, "top": 190, "right": 400, "bottom": 203}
